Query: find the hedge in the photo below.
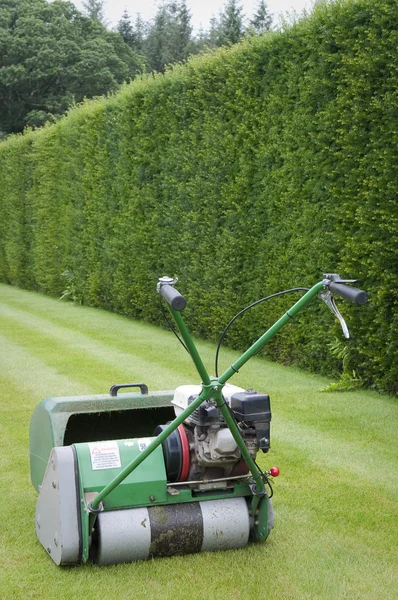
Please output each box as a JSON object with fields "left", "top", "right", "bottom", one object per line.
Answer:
{"left": 0, "top": 0, "right": 397, "bottom": 394}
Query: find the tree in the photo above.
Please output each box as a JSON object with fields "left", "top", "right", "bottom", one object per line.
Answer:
{"left": 200, "top": 0, "right": 245, "bottom": 49}
{"left": 250, "top": 0, "right": 272, "bottom": 34}
{"left": 203, "top": 16, "right": 223, "bottom": 49}
{"left": 82, "top": 0, "right": 106, "bottom": 25}
{"left": 0, "top": 0, "right": 143, "bottom": 135}
{"left": 172, "top": 0, "right": 194, "bottom": 61}
{"left": 132, "top": 14, "right": 146, "bottom": 55}
{"left": 217, "top": 0, "right": 245, "bottom": 46}
{"left": 144, "top": 1, "right": 193, "bottom": 73}
{"left": 192, "top": 23, "right": 212, "bottom": 53}
{"left": 117, "top": 11, "right": 146, "bottom": 55}
{"left": 117, "top": 9, "right": 135, "bottom": 46}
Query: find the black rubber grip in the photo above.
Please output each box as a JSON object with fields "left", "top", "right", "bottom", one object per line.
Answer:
{"left": 160, "top": 284, "right": 187, "bottom": 311}
{"left": 329, "top": 283, "right": 368, "bottom": 305}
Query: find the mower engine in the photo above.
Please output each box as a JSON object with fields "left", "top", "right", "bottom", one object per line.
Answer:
{"left": 157, "top": 384, "right": 271, "bottom": 485}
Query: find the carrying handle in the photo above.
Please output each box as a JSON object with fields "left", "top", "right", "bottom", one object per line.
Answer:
{"left": 109, "top": 383, "right": 149, "bottom": 397}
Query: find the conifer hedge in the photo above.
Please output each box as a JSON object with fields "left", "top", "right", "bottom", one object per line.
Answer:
{"left": 0, "top": 0, "right": 397, "bottom": 394}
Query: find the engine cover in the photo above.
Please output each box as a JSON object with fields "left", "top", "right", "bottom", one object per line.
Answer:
{"left": 194, "top": 426, "right": 241, "bottom": 467}
{"left": 171, "top": 383, "right": 245, "bottom": 418}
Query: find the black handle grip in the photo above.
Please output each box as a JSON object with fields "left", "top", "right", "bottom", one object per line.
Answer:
{"left": 329, "top": 283, "right": 368, "bottom": 305}
{"left": 109, "top": 383, "right": 149, "bottom": 397}
{"left": 160, "top": 284, "right": 187, "bottom": 311}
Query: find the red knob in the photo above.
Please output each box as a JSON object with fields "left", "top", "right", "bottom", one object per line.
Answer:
{"left": 269, "top": 467, "right": 280, "bottom": 477}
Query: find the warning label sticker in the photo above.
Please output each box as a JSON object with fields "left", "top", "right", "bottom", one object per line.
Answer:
{"left": 88, "top": 441, "right": 121, "bottom": 470}
{"left": 137, "top": 438, "right": 152, "bottom": 452}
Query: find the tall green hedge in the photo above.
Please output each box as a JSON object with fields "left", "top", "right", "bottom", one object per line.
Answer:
{"left": 1, "top": 0, "right": 397, "bottom": 394}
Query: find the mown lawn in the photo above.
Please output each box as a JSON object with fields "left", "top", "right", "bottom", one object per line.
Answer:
{"left": 0, "top": 283, "right": 396, "bottom": 600}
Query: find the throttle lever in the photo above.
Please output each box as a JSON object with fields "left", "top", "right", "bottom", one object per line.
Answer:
{"left": 319, "top": 290, "right": 350, "bottom": 339}
{"left": 323, "top": 273, "right": 358, "bottom": 284}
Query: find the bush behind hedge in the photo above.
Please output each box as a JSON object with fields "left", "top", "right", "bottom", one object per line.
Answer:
{"left": 0, "top": 0, "right": 397, "bottom": 394}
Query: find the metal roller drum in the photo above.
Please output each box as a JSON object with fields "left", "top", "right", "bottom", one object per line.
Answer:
{"left": 96, "top": 497, "right": 250, "bottom": 565}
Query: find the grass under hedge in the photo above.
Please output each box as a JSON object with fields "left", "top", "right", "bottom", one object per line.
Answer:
{"left": 0, "top": 283, "right": 397, "bottom": 600}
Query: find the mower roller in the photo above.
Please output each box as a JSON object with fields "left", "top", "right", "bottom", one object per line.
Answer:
{"left": 29, "top": 273, "right": 367, "bottom": 565}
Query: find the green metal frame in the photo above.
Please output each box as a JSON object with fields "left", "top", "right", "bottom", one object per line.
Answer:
{"left": 90, "top": 280, "right": 325, "bottom": 514}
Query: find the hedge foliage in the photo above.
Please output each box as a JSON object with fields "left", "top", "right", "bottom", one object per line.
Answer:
{"left": 1, "top": 0, "right": 397, "bottom": 394}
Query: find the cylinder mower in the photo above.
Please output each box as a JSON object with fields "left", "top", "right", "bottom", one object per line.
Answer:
{"left": 29, "top": 273, "right": 367, "bottom": 565}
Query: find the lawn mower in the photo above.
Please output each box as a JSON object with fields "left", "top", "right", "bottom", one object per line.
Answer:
{"left": 29, "top": 273, "right": 367, "bottom": 565}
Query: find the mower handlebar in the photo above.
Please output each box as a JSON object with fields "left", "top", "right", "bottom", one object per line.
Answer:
{"left": 160, "top": 284, "right": 187, "bottom": 311}
{"left": 328, "top": 282, "right": 368, "bottom": 305}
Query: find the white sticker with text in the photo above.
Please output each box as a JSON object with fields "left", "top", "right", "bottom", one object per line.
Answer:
{"left": 88, "top": 441, "right": 121, "bottom": 470}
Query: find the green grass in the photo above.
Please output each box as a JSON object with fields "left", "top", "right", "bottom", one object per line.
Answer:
{"left": 0, "top": 283, "right": 397, "bottom": 600}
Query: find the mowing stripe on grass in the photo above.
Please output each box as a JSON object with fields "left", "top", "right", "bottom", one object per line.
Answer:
{"left": 273, "top": 415, "right": 397, "bottom": 499}
{"left": 0, "top": 304, "right": 189, "bottom": 392}
{"left": 0, "top": 285, "right": 191, "bottom": 366}
{"left": 0, "top": 333, "right": 92, "bottom": 400}
{"left": 0, "top": 284, "right": 397, "bottom": 600}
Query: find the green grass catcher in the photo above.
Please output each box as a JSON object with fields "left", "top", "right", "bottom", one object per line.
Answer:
{"left": 29, "top": 274, "right": 367, "bottom": 565}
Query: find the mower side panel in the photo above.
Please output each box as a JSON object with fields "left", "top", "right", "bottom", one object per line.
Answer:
{"left": 251, "top": 495, "right": 274, "bottom": 542}
{"left": 29, "top": 390, "right": 175, "bottom": 491}
{"left": 35, "top": 446, "right": 81, "bottom": 565}
{"left": 74, "top": 438, "right": 168, "bottom": 510}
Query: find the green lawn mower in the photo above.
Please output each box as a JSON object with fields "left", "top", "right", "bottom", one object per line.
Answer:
{"left": 29, "top": 273, "right": 367, "bottom": 565}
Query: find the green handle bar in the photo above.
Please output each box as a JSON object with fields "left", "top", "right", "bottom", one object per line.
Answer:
{"left": 90, "top": 279, "right": 325, "bottom": 511}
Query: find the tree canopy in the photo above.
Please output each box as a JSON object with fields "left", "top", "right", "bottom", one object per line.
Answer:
{"left": 144, "top": 0, "right": 193, "bottom": 72}
{"left": 216, "top": 0, "right": 246, "bottom": 46}
{"left": 0, "top": 0, "right": 274, "bottom": 137}
{"left": 250, "top": 1, "right": 272, "bottom": 34}
{"left": 82, "top": 0, "right": 106, "bottom": 24}
{"left": 117, "top": 1, "right": 273, "bottom": 71}
{"left": 0, "top": 0, "right": 142, "bottom": 136}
